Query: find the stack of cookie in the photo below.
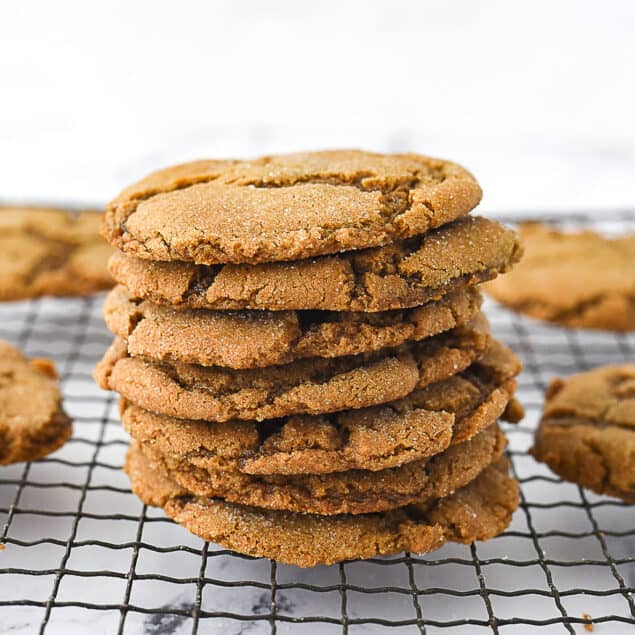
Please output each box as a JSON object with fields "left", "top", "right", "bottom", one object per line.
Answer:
{"left": 96, "top": 150, "right": 524, "bottom": 567}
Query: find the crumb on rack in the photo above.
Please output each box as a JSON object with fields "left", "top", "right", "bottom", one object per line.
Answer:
{"left": 582, "top": 613, "right": 593, "bottom": 632}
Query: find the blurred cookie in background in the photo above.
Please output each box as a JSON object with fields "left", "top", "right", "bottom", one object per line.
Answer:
{"left": 484, "top": 223, "right": 635, "bottom": 331}
{"left": 0, "top": 206, "right": 114, "bottom": 301}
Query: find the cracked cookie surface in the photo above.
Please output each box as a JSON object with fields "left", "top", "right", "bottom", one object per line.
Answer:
{"left": 134, "top": 423, "right": 507, "bottom": 515}
{"left": 118, "top": 338, "right": 521, "bottom": 476}
{"left": 485, "top": 223, "right": 635, "bottom": 331}
{"left": 96, "top": 295, "right": 488, "bottom": 420}
{"left": 0, "top": 207, "right": 113, "bottom": 301}
{"left": 0, "top": 340, "right": 72, "bottom": 465}
{"left": 532, "top": 364, "right": 635, "bottom": 502}
{"left": 108, "top": 215, "right": 520, "bottom": 312}
{"left": 103, "top": 150, "right": 482, "bottom": 265}
{"left": 104, "top": 283, "right": 489, "bottom": 370}
{"left": 126, "top": 447, "right": 518, "bottom": 567}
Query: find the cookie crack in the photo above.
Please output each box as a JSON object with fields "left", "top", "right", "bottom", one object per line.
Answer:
{"left": 153, "top": 230, "right": 172, "bottom": 255}
{"left": 116, "top": 171, "right": 423, "bottom": 235}
{"left": 185, "top": 265, "right": 223, "bottom": 299}
{"left": 225, "top": 169, "right": 430, "bottom": 197}
{"left": 19, "top": 227, "right": 80, "bottom": 286}
{"left": 352, "top": 263, "right": 507, "bottom": 311}
{"left": 22, "top": 250, "right": 74, "bottom": 286}
{"left": 124, "top": 298, "right": 146, "bottom": 337}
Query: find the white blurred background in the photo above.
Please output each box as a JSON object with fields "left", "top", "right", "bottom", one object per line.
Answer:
{"left": 1, "top": 0, "right": 634, "bottom": 213}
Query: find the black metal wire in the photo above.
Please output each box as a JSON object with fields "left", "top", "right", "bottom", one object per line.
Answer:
{"left": 0, "top": 211, "right": 634, "bottom": 633}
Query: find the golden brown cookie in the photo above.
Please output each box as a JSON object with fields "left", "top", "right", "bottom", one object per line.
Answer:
{"left": 96, "top": 308, "right": 490, "bottom": 420}
{"left": 126, "top": 447, "right": 519, "bottom": 567}
{"left": 103, "top": 150, "right": 482, "bottom": 265}
{"left": 107, "top": 216, "right": 521, "bottom": 312}
{"left": 103, "top": 282, "right": 489, "bottom": 370}
{"left": 136, "top": 423, "right": 506, "bottom": 515}
{"left": 485, "top": 223, "right": 635, "bottom": 331}
{"left": 119, "top": 339, "right": 521, "bottom": 476}
{"left": 0, "top": 207, "right": 113, "bottom": 301}
{"left": 0, "top": 340, "right": 72, "bottom": 464}
{"left": 532, "top": 365, "right": 635, "bottom": 502}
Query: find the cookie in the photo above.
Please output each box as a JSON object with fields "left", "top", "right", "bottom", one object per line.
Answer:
{"left": 0, "top": 340, "right": 72, "bottom": 464}
{"left": 104, "top": 285, "right": 486, "bottom": 370}
{"left": 119, "top": 339, "right": 521, "bottom": 476}
{"left": 103, "top": 281, "right": 489, "bottom": 370}
{"left": 103, "top": 150, "right": 482, "bottom": 265}
{"left": 485, "top": 223, "right": 635, "bottom": 331}
{"left": 126, "top": 447, "right": 518, "bottom": 566}
{"left": 107, "top": 215, "right": 521, "bottom": 312}
{"left": 96, "top": 308, "right": 490, "bottom": 420}
{"left": 532, "top": 365, "right": 635, "bottom": 502}
{"left": 0, "top": 206, "right": 113, "bottom": 301}
{"left": 136, "top": 422, "right": 506, "bottom": 515}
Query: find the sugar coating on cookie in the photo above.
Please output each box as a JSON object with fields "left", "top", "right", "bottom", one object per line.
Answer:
{"left": 126, "top": 446, "right": 519, "bottom": 567}
{"left": 0, "top": 340, "right": 72, "bottom": 464}
{"left": 107, "top": 215, "right": 521, "bottom": 312}
{"left": 103, "top": 150, "right": 483, "bottom": 265}
{"left": 0, "top": 207, "right": 113, "bottom": 301}
{"left": 532, "top": 364, "right": 635, "bottom": 502}
{"left": 485, "top": 223, "right": 635, "bottom": 331}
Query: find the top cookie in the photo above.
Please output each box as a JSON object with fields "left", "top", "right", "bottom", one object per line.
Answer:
{"left": 485, "top": 223, "right": 635, "bottom": 331}
{"left": 532, "top": 364, "right": 635, "bottom": 502}
{"left": 0, "top": 340, "right": 72, "bottom": 464}
{"left": 0, "top": 207, "right": 113, "bottom": 301}
{"left": 103, "top": 150, "right": 482, "bottom": 265}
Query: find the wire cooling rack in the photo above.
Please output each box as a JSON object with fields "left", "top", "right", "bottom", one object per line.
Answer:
{"left": 1, "top": 211, "right": 634, "bottom": 635}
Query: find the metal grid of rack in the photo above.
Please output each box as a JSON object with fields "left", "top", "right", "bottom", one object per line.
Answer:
{"left": 0, "top": 211, "right": 634, "bottom": 634}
